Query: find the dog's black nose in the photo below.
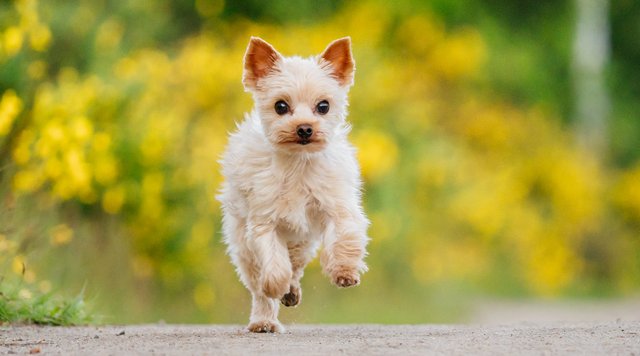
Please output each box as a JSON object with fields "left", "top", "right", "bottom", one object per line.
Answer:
{"left": 296, "top": 124, "right": 313, "bottom": 139}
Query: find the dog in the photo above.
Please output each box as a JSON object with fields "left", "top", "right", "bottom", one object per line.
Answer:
{"left": 217, "top": 36, "right": 369, "bottom": 333}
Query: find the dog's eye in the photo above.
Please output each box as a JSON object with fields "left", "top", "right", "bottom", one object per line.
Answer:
{"left": 316, "top": 100, "right": 330, "bottom": 115}
{"left": 274, "top": 100, "right": 289, "bottom": 115}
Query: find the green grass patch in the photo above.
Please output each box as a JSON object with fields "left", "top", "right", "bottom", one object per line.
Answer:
{"left": 0, "top": 281, "right": 93, "bottom": 326}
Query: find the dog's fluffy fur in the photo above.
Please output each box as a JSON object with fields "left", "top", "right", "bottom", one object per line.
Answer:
{"left": 218, "top": 37, "right": 369, "bottom": 333}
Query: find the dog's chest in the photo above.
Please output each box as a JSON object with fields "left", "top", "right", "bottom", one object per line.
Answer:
{"left": 271, "top": 167, "right": 330, "bottom": 237}
{"left": 275, "top": 181, "right": 323, "bottom": 235}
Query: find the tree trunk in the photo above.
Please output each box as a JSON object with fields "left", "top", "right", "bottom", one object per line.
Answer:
{"left": 573, "top": 0, "right": 611, "bottom": 158}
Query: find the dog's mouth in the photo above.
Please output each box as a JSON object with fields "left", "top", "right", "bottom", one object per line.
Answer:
{"left": 277, "top": 134, "right": 325, "bottom": 146}
{"left": 277, "top": 138, "right": 326, "bottom": 152}
{"left": 275, "top": 131, "right": 326, "bottom": 151}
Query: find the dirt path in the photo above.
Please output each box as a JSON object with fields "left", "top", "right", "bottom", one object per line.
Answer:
{"left": 2, "top": 322, "right": 639, "bottom": 355}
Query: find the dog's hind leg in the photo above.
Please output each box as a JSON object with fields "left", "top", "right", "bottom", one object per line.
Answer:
{"left": 281, "top": 241, "right": 317, "bottom": 307}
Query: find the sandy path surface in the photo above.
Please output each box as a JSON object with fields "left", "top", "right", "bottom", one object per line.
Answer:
{"left": 2, "top": 322, "right": 639, "bottom": 355}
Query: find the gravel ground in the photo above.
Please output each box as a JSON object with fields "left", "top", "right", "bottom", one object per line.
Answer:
{"left": 2, "top": 322, "right": 639, "bottom": 355}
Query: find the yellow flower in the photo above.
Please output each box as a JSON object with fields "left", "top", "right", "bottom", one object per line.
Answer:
{"left": 44, "top": 157, "right": 63, "bottom": 179}
{"left": 12, "top": 255, "right": 26, "bottom": 275}
{"left": 43, "top": 121, "right": 65, "bottom": 145}
{"left": 353, "top": 129, "right": 398, "bottom": 182}
{"left": 141, "top": 130, "right": 168, "bottom": 166}
{"left": 0, "top": 90, "right": 23, "bottom": 136}
{"left": 29, "top": 24, "right": 51, "bottom": 52}
{"left": 526, "top": 237, "right": 581, "bottom": 296}
{"left": 50, "top": 224, "right": 74, "bottom": 246}
{"left": 3, "top": 27, "right": 23, "bottom": 56}
{"left": 52, "top": 179, "right": 73, "bottom": 200}
{"left": 65, "top": 147, "right": 92, "bottom": 190}
{"left": 92, "top": 132, "right": 112, "bottom": 152}
{"left": 71, "top": 116, "right": 93, "bottom": 141}
{"left": 613, "top": 164, "right": 640, "bottom": 221}
{"left": 12, "top": 129, "right": 33, "bottom": 165}
{"left": 13, "top": 169, "right": 43, "bottom": 193}
{"left": 94, "top": 156, "right": 118, "bottom": 186}
{"left": 102, "top": 185, "right": 126, "bottom": 214}
{"left": 430, "top": 28, "right": 486, "bottom": 80}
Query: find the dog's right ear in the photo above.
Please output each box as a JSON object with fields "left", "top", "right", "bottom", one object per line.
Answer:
{"left": 243, "top": 37, "right": 282, "bottom": 90}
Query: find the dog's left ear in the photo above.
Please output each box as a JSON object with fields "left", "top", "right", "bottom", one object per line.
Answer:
{"left": 319, "top": 37, "right": 355, "bottom": 87}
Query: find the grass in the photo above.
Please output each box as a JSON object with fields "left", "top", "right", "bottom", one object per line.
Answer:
{"left": 0, "top": 279, "right": 92, "bottom": 326}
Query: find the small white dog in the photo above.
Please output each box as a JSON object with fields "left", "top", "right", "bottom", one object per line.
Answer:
{"left": 218, "top": 36, "right": 369, "bottom": 333}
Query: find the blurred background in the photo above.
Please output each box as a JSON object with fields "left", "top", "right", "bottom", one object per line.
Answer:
{"left": 1, "top": 0, "right": 639, "bottom": 324}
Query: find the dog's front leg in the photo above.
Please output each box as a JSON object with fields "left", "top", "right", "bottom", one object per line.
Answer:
{"left": 248, "top": 221, "right": 292, "bottom": 299}
{"left": 246, "top": 221, "right": 291, "bottom": 332}
{"left": 320, "top": 206, "right": 369, "bottom": 287}
{"left": 247, "top": 294, "right": 283, "bottom": 333}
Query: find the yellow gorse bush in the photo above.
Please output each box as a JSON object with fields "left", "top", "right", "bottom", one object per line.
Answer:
{"left": 1, "top": 0, "right": 639, "bottom": 321}
{"left": 0, "top": 90, "right": 22, "bottom": 136}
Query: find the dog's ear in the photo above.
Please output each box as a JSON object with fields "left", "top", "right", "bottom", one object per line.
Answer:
{"left": 319, "top": 37, "right": 355, "bottom": 87}
{"left": 243, "top": 37, "right": 283, "bottom": 90}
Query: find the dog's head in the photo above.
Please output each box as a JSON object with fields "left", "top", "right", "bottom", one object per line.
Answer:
{"left": 243, "top": 37, "right": 355, "bottom": 153}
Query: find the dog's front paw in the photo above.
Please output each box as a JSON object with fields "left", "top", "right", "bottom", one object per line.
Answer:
{"left": 247, "top": 320, "right": 284, "bottom": 333}
{"left": 281, "top": 285, "right": 301, "bottom": 307}
{"left": 332, "top": 268, "right": 360, "bottom": 288}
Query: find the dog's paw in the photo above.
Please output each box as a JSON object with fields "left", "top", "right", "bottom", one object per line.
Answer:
{"left": 335, "top": 275, "right": 359, "bottom": 287}
{"left": 261, "top": 272, "right": 291, "bottom": 299}
{"left": 332, "top": 268, "right": 360, "bottom": 288}
{"left": 247, "top": 320, "right": 284, "bottom": 333}
{"left": 281, "top": 285, "right": 301, "bottom": 307}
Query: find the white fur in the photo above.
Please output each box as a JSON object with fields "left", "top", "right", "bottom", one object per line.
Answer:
{"left": 217, "top": 37, "right": 369, "bottom": 333}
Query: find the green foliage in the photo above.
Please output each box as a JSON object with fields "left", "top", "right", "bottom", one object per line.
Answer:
{"left": 0, "top": 280, "right": 91, "bottom": 326}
